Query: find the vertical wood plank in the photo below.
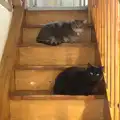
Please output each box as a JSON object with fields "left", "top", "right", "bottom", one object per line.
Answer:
{"left": 101, "top": 0, "right": 105, "bottom": 66}
{"left": 110, "top": 0, "right": 115, "bottom": 119}
{"left": 104, "top": 0, "right": 108, "bottom": 89}
{"left": 114, "top": 0, "right": 120, "bottom": 120}
{"left": 107, "top": 0, "right": 111, "bottom": 106}
{"left": 12, "top": 0, "right": 22, "bottom": 6}
{"left": 99, "top": 0, "right": 102, "bottom": 54}
{"left": 88, "top": 0, "right": 92, "bottom": 24}
{"left": 90, "top": 0, "right": 120, "bottom": 119}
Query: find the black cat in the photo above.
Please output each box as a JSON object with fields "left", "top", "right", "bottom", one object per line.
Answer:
{"left": 53, "top": 63, "right": 104, "bottom": 95}
{"left": 36, "top": 20, "right": 87, "bottom": 46}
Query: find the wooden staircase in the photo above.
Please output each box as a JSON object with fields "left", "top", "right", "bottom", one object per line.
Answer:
{"left": 9, "top": 10, "right": 108, "bottom": 120}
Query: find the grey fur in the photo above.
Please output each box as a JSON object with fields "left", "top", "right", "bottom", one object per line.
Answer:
{"left": 36, "top": 20, "right": 87, "bottom": 46}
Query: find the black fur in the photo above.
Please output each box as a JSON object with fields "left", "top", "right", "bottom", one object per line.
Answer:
{"left": 53, "top": 63, "right": 104, "bottom": 95}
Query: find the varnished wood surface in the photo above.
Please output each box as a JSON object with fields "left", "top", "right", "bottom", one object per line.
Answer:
{"left": 19, "top": 43, "right": 96, "bottom": 66}
{"left": 15, "top": 65, "right": 87, "bottom": 70}
{"left": 10, "top": 90, "right": 105, "bottom": 100}
{"left": 90, "top": 0, "right": 120, "bottom": 119}
{"left": 10, "top": 97, "right": 105, "bottom": 120}
{"left": 12, "top": 0, "right": 22, "bottom": 6}
{"left": 15, "top": 68, "right": 61, "bottom": 91}
{"left": 0, "top": 7, "right": 24, "bottom": 120}
{"left": 25, "top": 10, "right": 88, "bottom": 25}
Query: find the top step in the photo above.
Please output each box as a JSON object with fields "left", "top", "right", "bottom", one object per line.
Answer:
{"left": 25, "top": 10, "right": 88, "bottom": 26}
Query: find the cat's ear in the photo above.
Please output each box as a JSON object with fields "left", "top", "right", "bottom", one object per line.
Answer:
{"left": 73, "top": 20, "right": 80, "bottom": 23}
{"left": 83, "top": 19, "right": 87, "bottom": 24}
{"left": 88, "top": 63, "right": 92, "bottom": 68}
{"left": 100, "top": 66, "right": 104, "bottom": 71}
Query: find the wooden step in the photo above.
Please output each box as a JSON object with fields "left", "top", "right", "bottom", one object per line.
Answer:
{"left": 14, "top": 65, "right": 106, "bottom": 94}
{"left": 10, "top": 92, "right": 105, "bottom": 120}
{"left": 22, "top": 27, "right": 92, "bottom": 44}
{"left": 15, "top": 66, "right": 64, "bottom": 91}
{"left": 25, "top": 10, "right": 88, "bottom": 25}
{"left": 10, "top": 90, "right": 51, "bottom": 97}
{"left": 18, "top": 43, "right": 96, "bottom": 66}
{"left": 10, "top": 90, "right": 104, "bottom": 100}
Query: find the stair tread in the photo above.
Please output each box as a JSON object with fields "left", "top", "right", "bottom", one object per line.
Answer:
{"left": 15, "top": 65, "right": 88, "bottom": 70}
{"left": 11, "top": 90, "right": 50, "bottom": 96}
{"left": 18, "top": 42, "right": 96, "bottom": 48}
{"left": 10, "top": 90, "right": 104, "bottom": 100}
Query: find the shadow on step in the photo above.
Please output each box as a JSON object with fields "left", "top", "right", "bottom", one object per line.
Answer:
{"left": 81, "top": 96, "right": 111, "bottom": 120}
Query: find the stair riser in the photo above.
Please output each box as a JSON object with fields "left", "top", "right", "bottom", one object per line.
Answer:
{"left": 10, "top": 99, "right": 104, "bottom": 120}
{"left": 19, "top": 44, "right": 96, "bottom": 66}
{"left": 25, "top": 10, "right": 88, "bottom": 25}
{"left": 15, "top": 69, "right": 62, "bottom": 91}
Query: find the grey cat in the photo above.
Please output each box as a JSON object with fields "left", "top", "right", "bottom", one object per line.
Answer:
{"left": 36, "top": 20, "right": 87, "bottom": 46}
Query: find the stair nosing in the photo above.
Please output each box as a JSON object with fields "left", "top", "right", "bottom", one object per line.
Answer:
{"left": 10, "top": 90, "right": 105, "bottom": 100}
{"left": 18, "top": 42, "right": 97, "bottom": 48}
{"left": 15, "top": 65, "right": 88, "bottom": 71}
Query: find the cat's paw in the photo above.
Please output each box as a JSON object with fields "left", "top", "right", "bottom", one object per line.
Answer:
{"left": 63, "top": 37, "right": 70, "bottom": 43}
{"left": 50, "top": 39, "right": 62, "bottom": 46}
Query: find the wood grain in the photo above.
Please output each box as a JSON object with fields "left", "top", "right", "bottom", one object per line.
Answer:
{"left": 15, "top": 68, "right": 62, "bottom": 91}
{"left": 90, "top": 0, "right": 120, "bottom": 119}
{"left": 12, "top": 0, "right": 22, "bottom": 6}
{"left": 19, "top": 43, "right": 96, "bottom": 66}
{"left": 0, "top": 7, "right": 24, "bottom": 120}
{"left": 25, "top": 10, "right": 88, "bottom": 25}
{"left": 10, "top": 98, "right": 105, "bottom": 120}
{"left": 22, "top": 27, "right": 92, "bottom": 44}
{"left": 10, "top": 91, "right": 104, "bottom": 100}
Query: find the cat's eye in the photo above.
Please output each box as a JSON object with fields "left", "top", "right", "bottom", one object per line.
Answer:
{"left": 90, "top": 72, "right": 93, "bottom": 75}
{"left": 96, "top": 73, "right": 100, "bottom": 76}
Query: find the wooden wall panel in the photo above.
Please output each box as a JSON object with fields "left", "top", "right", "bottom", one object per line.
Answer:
{"left": 101, "top": 0, "right": 105, "bottom": 66}
{"left": 89, "top": 0, "right": 120, "bottom": 120}
{"left": 104, "top": 0, "right": 108, "bottom": 91}
{"left": 114, "top": 1, "right": 120, "bottom": 120}
{"left": 107, "top": 0, "right": 111, "bottom": 106}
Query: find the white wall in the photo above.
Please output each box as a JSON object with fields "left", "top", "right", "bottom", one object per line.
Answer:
{"left": 0, "top": 4, "right": 12, "bottom": 61}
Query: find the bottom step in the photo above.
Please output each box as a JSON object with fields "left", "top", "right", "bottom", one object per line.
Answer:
{"left": 10, "top": 93, "right": 106, "bottom": 120}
